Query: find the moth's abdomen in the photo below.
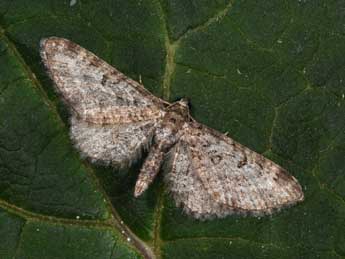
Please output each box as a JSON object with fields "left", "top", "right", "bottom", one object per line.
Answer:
{"left": 134, "top": 144, "right": 165, "bottom": 197}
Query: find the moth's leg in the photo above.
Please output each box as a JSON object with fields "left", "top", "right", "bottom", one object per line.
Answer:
{"left": 134, "top": 143, "right": 164, "bottom": 197}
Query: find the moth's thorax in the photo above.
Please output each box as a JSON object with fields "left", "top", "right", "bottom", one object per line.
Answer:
{"left": 154, "top": 100, "right": 190, "bottom": 151}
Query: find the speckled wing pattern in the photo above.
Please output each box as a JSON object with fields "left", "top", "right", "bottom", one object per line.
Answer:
{"left": 41, "top": 37, "right": 304, "bottom": 220}
{"left": 166, "top": 122, "right": 304, "bottom": 219}
{"left": 40, "top": 37, "right": 166, "bottom": 166}
{"left": 40, "top": 37, "right": 166, "bottom": 124}
{"left": 70, "top": 117, "right": 155, "bottom": 167}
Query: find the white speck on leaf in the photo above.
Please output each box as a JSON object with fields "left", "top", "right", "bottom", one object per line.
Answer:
{"left": 70, "top": 0, "right": 77, "bottom": 7}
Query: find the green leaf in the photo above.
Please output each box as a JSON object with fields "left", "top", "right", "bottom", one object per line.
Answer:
{"left": 1, "top": 0, "right": 345, "bottom": 258}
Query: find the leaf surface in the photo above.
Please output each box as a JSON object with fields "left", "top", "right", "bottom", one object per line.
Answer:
{"left": 0, "top": 0, "right": 345, "bottom": 258}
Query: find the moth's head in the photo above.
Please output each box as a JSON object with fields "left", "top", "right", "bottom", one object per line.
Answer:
{"left": 166, "top": 98, "right": 190, "bottom": 120}
{"left": 178, "top": 98, "right": 189, "bottom": 108}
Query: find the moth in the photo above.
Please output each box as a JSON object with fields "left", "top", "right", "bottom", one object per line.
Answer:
{"left": 40, "top": 37, "right": 304, "bottom": 219}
